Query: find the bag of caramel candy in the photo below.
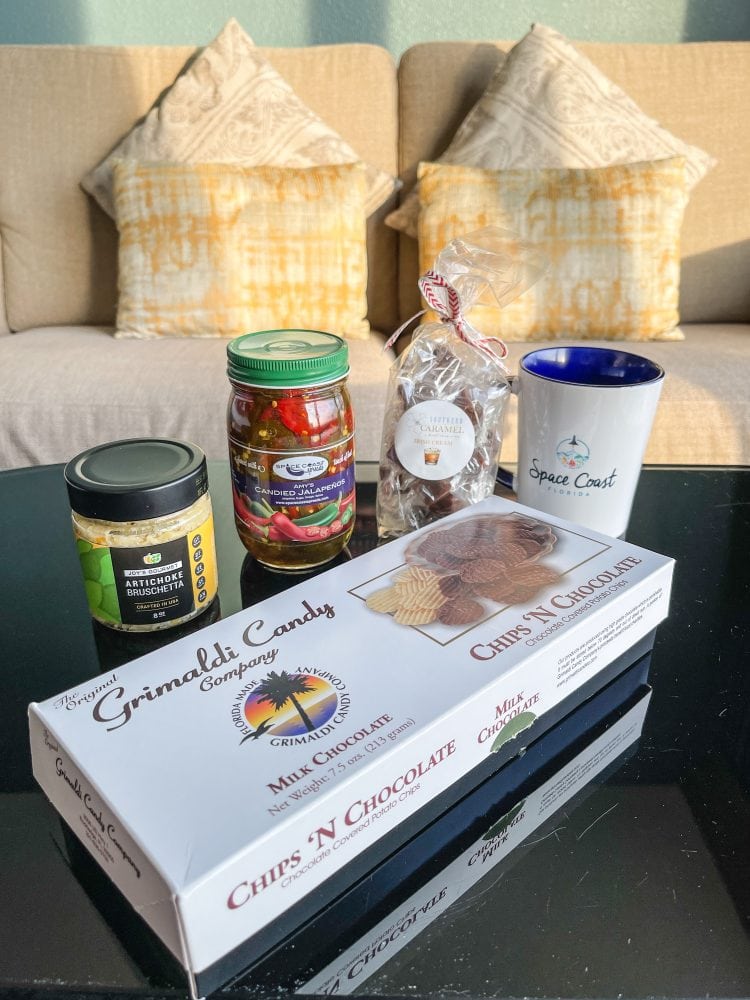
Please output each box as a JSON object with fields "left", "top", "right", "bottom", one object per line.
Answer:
{"left": 376, "top": 227, "right": 547, "bottom": 539}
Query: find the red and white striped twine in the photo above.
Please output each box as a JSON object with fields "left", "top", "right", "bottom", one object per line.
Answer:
{"left": 384, "top": 269, "right": 508, "bottom": 361}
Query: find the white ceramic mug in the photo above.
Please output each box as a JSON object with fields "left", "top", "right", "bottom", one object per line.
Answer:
{"left": 497, "top": 346, "right": 665, "bottom": 537}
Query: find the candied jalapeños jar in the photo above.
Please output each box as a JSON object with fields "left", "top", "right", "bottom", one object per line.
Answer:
{"left": 227, "top": 330, "right": 355, "bottom": 570}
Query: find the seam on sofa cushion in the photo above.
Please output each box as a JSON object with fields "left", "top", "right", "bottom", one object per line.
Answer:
{"left": 0, "top": 230, "right": 10, "bottom": 335}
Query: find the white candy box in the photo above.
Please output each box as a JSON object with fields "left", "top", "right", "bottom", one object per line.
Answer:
{"left": 29, "top": 495, "right": 673, "bottom": 998}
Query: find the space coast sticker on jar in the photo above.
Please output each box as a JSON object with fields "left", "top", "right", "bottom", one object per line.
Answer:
{"left": 394, "top": 400, "right": 476, "bottom": 481}
{"left": 268, "top": 447, "right": 355, "bottom": 505}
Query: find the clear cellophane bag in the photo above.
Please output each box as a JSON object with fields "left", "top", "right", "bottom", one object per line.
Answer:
{"left": 376, "top": 227, "right": 547, "bottom": 539}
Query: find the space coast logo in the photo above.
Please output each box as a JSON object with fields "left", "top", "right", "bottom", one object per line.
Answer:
{"left": 272, "top": 455, "right": 329, "bottom": 481}
{"left": 529, "top": 433, "right": 617, "bottom": 494}
{"left": 556, "top": 434, "right": 590, "bottom": 470}
{"left": 231, "top": 668, "right": 350, "bottom": 747}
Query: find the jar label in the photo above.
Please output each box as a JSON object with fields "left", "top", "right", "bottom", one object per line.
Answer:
{"left": 231, "top": 437, "right": 355, "bottom": 511}
{"left": 76, "top": 513, "right": 217, "bottom": 627}
{"left": 394, "top": 401, "right": 476, "bottom": 481}
{"left": 229, "top": 435, "right": 356, "bottom": 551}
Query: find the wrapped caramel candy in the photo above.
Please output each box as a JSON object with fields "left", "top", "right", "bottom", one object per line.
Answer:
{"left": 376, "top": 228, "right": 547, "bottom": 539}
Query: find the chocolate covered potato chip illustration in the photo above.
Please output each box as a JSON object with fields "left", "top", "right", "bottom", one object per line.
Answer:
{"left": 438, "top": 597, "right": 485, "bottom": 625}
{"left": 376, "top": 514, "right": 560, "bottom": 627}
{"left": 471, "top": 575, "right": 517, "bottom": 603}
{"left": 511, "top": 563, "right": 562, "bottom": 589}
{"left": 366, "top": 566, "right": 447, "bottom": 626}
{"left": 460, "top": 558, "right": 508, "bottom": 584}
{"left": 438, "top": 573, "right": 467, "bottom": 599}
{"left": 367, "top": 511, "right": 563, "bottom": 631}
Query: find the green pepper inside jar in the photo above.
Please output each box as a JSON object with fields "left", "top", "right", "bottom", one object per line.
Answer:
{"left": 227, "top": 330, "right": 356, "bottom": 570}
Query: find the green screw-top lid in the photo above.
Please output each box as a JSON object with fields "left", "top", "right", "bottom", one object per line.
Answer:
{"left": 227, "top": 329, "right": 349, "bottom": 386}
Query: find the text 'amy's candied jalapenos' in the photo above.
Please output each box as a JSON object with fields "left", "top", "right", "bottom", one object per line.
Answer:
{"left": 226, "top": 330, "right": 356, "bottom": 570}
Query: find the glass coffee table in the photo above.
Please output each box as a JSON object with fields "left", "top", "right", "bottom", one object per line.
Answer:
{"left": 1, "top": 461, "right": 749, "bottom": 999}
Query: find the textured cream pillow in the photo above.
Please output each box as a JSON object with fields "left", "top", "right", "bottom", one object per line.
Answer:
{"left": 114, "top": 161, "right": 369, "bottom": 340}
{"left": 83, "top": 18, "right": 394, "bottom": 219}
{"left": 418, "top": 158, "right": 689, "bottom": 342}
{"left": 388, "top": 22, "right": 715, "bottom": 238}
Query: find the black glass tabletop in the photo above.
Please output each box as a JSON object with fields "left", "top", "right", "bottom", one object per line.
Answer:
{"left": 1, "top": 463, "right": 748, "bottom": 999}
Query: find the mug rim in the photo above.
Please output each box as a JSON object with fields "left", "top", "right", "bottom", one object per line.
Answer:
{"left": 520, "top": 345, "right": 665, "bottom": 388}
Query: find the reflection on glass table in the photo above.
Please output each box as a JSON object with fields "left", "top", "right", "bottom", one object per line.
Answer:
{"left": 242, "top": 656, "right": 653, "bottom": 996}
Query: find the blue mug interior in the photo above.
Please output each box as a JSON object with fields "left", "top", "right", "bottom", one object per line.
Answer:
{"left": 521, "top": 346, "right": 664, "bottom": 387}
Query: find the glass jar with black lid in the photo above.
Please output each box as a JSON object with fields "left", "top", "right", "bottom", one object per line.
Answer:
{"left": 64, "top": 438, "right": 218, "bottom": 631}
{"left": 227, "top": 329, "right": 356, "bottom": 570}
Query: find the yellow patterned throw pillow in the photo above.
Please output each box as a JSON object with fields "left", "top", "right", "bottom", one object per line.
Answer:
{"left": 113, "top": 161, "right": 369, "bottom": 340}
{"left": 418, "top": 158, "right": 688, "bottom": 342}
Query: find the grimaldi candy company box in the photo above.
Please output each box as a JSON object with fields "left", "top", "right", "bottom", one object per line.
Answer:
{"left": 28, "top": 496, "right": 673, "bottom": 998}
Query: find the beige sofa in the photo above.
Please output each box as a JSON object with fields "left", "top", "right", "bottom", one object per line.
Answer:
{"left": 0, "top": 38, "right": 748, "bottom": 470}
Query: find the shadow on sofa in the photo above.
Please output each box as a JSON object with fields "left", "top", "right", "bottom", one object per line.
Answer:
{"left": 680, "top": 241, "right": 750, "bottom": 323}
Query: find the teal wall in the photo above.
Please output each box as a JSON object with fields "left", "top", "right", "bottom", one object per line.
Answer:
{"left": 1, "top": 0, "right": 749, "bottom": 51}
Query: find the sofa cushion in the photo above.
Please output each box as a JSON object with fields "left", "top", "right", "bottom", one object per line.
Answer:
{"left": 417, "top": 158, "right": 689, "bottom": 342}
{"left": 1, "top": 324, "right": 746, "bottom": 472}
{"left": 82, "top": 18, "right": 394, "bottom": 220}
{"left": 0, "top": 42, "right": 399, "bottom": 335}
{"left": 113, "top": 161, "right": 369, "bottom": 340}
{"left": 397, "top": 39, "right": 750, "bottom": 327}
{"left": 0, "top": 327, "right": 395, "bottom": 470}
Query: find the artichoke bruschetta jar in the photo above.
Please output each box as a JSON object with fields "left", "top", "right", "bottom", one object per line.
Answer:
{"left": 64, "top": 438, "right": 218, "bottom": 630}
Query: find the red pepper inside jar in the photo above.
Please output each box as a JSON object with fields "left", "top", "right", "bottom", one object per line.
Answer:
{"left": 227, "top": 329, "right": 356, "bottom": 570}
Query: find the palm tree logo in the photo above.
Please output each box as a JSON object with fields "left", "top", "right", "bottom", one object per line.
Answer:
{"left": 253, "top": 670, "right": 318, "bottom": 733}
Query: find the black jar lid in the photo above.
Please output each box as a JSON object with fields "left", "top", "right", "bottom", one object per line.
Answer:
{"left": 64, "top": 438, "right": 209, "bottom": 521}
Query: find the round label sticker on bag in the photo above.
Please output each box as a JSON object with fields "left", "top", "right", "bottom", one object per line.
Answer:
{"left": 394, "top": 400, "right": 476, "bottom": 480}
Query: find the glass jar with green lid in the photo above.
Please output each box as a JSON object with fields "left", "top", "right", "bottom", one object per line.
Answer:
{"left": 227, "top": 329, "right": 356, "bottom": 570}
